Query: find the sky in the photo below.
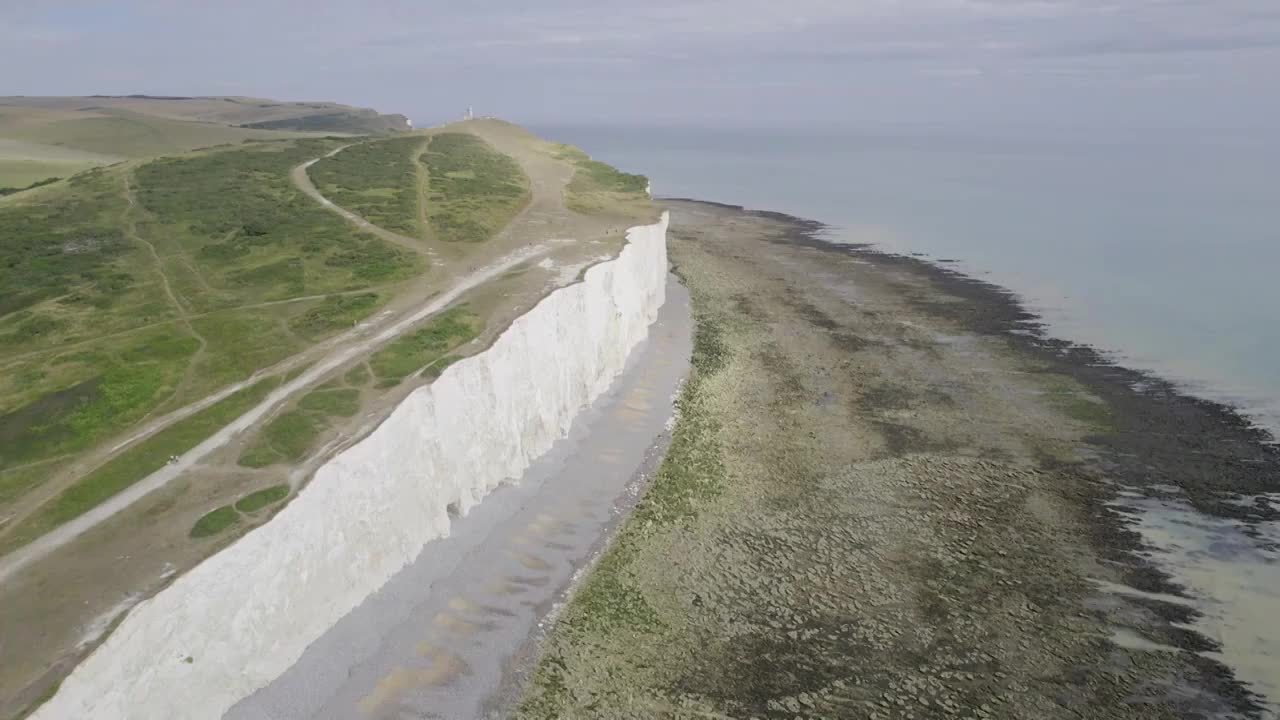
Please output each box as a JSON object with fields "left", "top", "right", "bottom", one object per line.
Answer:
{"left": 2, "top": 0, "right": 1278, "bottom": 133}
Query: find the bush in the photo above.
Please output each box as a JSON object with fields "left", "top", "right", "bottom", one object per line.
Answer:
{"left": 309, "top": 136, "right": 426, "bottom": 236}
{"left": 190, "top": 505, "right": 240, "bottom": 538}
{"left": 370, "top": 308, "right": 480, "bottom": 384}
{"left": 422, "top": 133, "right": 529, "bottom": 242}
{"left": 234, "top": 484, "right": 289, "bottom": 513}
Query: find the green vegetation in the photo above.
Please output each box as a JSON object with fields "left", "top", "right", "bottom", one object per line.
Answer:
{"left": 3, "top": 112, "right": 317, "bottom": 161}
{"left": 0, "top": 168, "right": 131, "bottom": 318}
{"left": 0, "top": 375, "right": 283, "bottom": 554}
{"left": 0, "top": 327, "right": 199, "bottom": 473}
{"left": 247, "top": 411, "right": 317, "bottom": 465}
{"left": 287, "top": 293, "right": 382, "bottom": 340}
{"left": 0, "top": 176, "right": 59, "bottom": 196}
{"left": 422, "top": 133, "right": 529, "bottom": 242}
{"left": 240, "top": 110, "right": 405, "bottom": 134}
{"left": 238, "top": 386, "right": 360, "bottom": 467}
{"left": 297, "top": 387, "right": 360, "bottom": 416}
{"left": 1035, "top": 373, "right": 1114, "bottom": 430}
{"left": 517, "top": 298, "right": 726, "bottom": 719}
{"left": 189, "top": 505, "right": 239, "bottom": 538}
{"left": 553, "top": 143, "right": 649, "bottom": 215}
{"left": 370, "top": 307, "right": 481, "bottom": 386}
{"left": 0, "top": 134, "right": 424, "bottom": 519}
{"left": 308, "top": 137, "right": 426, "bottom": 236}
{"left": 135, "top": 139, "right": 418, "bottom": 309}
{"left": 234, "top": 484, "right": 289, "bottom": 513}
{"left": 23, "top": 677, "right": 62, "bottom": 720}
{"left": 344, "top": 363, "right": 370, "bottom": 386}
{"left": 421, "top": 354, "right": 462, "bottom": 380}
{"left": 0, "top": 463, "right": 53, "bottom": 508}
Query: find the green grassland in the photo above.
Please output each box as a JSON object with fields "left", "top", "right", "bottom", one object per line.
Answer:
{"left": 0, "top": 176, "right": 60, "bottom": 197}
{"left": 307, "top": 136, "right": 427, "bottom": 236}
{"left": 0, "top": 137, "right": 419, "bottom": 527}
{"left": 552, "top": 143, "right": 650, "bottom": 216}
{"left": 422, "top": 133, "right": 530, "bottom": 242}
{"left": 0, "top": 95, "right": 408, "bottom": 134}
{"left": 190, "top": 505, "right": 240, "bottom": 538}
{"left": 286, "top": 292, "right": 382, "bottom": 340}
{"left": 1, "top": 109, "right": 320, "bottom": 164}
{"left": 237, "top": 307, "right": 480, "bottom": 469}
{"left": 369, "top": 307, "right": 481, "bottom": 386}
{"left": 0, "top": 104, "right": 327, "bottom": 186}
{"left": 234, "top": 484, "right": 289, "bottom": 513}
{"left": 237, "top": 385, "right": 361, "bottom": 468}
{"left": 190, "top": 483, "right": 290, "bottom": 539}
{"left": 0, "top": 374, "right": 283, "bottom": 553}
{"left": 134, "top": 139, "right": 419, "bottom": 309}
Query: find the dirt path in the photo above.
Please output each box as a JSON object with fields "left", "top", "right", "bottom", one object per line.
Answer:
{"left": 413, "top": 137, "right": 431, "bottom": 238}
{"left": 0, "top": 238, "right": 556, "bottom": 585}
{"left": 122, "top": 176, "right": 199, "bottom": 322}
{"left": 0, "top": 131, "right": 582, "bottom": 583}
{"left": 293, "top": 144, "right": 438, "bottom": 261}
{"left": 0, "top": 179, "right": 217, "bottom": 541}
{"left": 120, "top": 174, "right": 211, "bottom": 410}
{"left": 0, "top": 122, "right": 653, "bottom": 718}
{"left": 0, "top": 286, "right": 398, "bottom": 368}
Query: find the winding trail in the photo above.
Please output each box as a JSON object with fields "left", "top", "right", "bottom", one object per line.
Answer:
{"left": 0, "top": 138, "right": 563, "bottom": 584}
{"left": 292, "top": 145, "right": 438, "bottom": 261}
{"left": 120, "top": 174, "right": 210, "bottom": 417}
{"left": 0, "top": 286, "right": 396, "bottom": 367}
{"left": 0, "top": 239, "right": 554, "bottom": 584}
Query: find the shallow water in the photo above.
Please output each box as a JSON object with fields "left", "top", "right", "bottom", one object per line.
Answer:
{"left": 535, "top": 122, "right": 1280, "bottom": 435}
{"left": 536, "top": 125, "right": 1280, "bottom": 713}
{"left": 1112, "top": 489, "right": 1280, "bottom": 715}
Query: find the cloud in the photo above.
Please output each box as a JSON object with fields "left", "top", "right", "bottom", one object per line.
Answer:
{"left": 1, "top": 0, "right": 1277, "bottom": 130}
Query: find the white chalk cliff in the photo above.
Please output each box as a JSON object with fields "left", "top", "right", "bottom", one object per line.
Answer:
{"left": 33, "top": 213, "right": 670, "bottom": 719}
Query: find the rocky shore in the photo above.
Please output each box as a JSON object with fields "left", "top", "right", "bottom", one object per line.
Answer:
{"left": 510, "top": 199, "right": 1279, "bottom": 719}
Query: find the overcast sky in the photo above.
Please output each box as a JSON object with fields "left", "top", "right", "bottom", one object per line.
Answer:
{"left": 2, "top": 1, "right": 1277, "bottom": 132}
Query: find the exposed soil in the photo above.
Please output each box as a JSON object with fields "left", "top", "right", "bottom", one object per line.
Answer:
{"left": 513, "top": 200, "right": 1278, "bottom": 719}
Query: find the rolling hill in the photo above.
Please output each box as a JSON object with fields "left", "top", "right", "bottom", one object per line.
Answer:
{"left": 0, "top": 96, "right": 410, "bottom": 189}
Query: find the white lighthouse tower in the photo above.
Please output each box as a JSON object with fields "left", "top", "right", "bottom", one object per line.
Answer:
{"left": 464, "top": 106, "right": 474, "bottom": 121}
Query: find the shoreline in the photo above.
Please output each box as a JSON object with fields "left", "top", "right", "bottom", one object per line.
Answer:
{"left": 514, "top": 198, "right": 1279, "bottom": 718}
{"left": 751, "top": 203, "right": 1280, "bottom": 714}
{"left": 693, "top": 198, "right": 1280, "bottom": 713}
{"left": 663, "top": 197, "right": 1280, "bottom": 446}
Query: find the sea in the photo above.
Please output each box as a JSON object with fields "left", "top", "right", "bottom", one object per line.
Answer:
{"left": 535, "top": 122, "right": 1280, "bottom": 438}
{"left": 536, "top": 121, "right": 1280, "bottom": 712}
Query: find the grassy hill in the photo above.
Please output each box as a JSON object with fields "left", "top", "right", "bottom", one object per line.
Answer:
{"left": 308, "top": 135, "right": 430, "bottom": 237}
{"left": 423, "top": 133, "right": 531, "bottom": 242}
{"left": 0, "top": 137, "right": 420, "bottom": 531}
{"left": 0, "top": 116, "right": 661, "bottom": 720}
{"left": 0, "top": 96, "right": 409, "bottom": 188}
{"left": 1, "top": 95, "right": 409, "bottom": 132}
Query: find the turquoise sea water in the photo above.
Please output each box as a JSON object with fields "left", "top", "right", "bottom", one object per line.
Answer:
{"left": 540, "top": 123, "right": 1280, "bottom": 435}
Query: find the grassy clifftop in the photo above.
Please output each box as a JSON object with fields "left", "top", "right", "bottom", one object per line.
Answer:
{"left": 0, "top": 95, "right": 407, "bottom": 187}
{"left": 0, "top": 137, "right": 418, "bottom": 538}
{"left": 552, "top": 143, "right": 650, "bottom": 215}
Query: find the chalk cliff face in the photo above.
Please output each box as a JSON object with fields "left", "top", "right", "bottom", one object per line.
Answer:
{"left": 34, "top": 214, "right": 670, "bottom": 720}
